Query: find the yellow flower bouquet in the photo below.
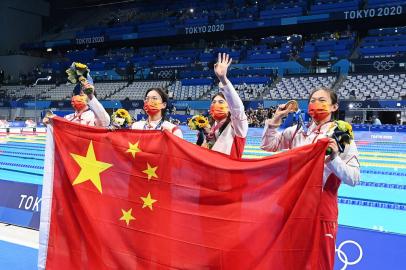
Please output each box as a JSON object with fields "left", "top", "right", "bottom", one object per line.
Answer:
{"left": 111, "top": 109, "right": 133, "bottom": 129}
{"left": 66, "top": 62, "right": 94, "bottom": 95}
{"left": 335, "top": 120, "right": 354, "bottom": 140}
{"left": 188, "top": 115, "right": 209, "bottom": 130}
{"left": 65, "top": 62, "right": 90, "bottom": 84}
{"left": 326, "top": 120, "right": 354, "bottom": 154}
{"left": 188, "top": 115, "right": 210, "bottom": 147}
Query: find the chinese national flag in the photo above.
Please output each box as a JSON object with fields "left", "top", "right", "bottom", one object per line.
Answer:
{"left": 39, "top": 117, "right": 327, "bottom": 270}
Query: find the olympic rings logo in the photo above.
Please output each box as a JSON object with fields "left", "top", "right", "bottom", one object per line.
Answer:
{"left": 158, "top": 70, "right": 174, "bottom": 79}
{"left": 335, "top": 240, "right": 363, "bottom": 270}
{"left": 350, "top": 102, "right": 362, "bottom": 108}
{"left": 373, "top": 60, "right": 395, "bottom": 71}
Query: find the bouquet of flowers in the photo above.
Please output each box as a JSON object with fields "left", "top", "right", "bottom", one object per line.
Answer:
{"left": 188, "top": 115, "right": 209, "bottom": 130}
{"left": 111, "top": 109, "right": 133, "bottom": 129}
{"left": 188, "top": 115, "right": 210, "bottom": 146}
{"left": 66, "top": 62, "right": 94, "bottom": 95}
{"left": 326, "top": 120, "right": 354, "bottom": 154}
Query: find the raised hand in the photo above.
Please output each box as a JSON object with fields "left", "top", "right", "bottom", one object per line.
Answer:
{"left": 266, "top": 103, "right": 292, "bottom": 127}
{"left": 214, "top": 53, "right": 232, "bottom": 84}
{"left": 274, "top": 103, "right": 292, "bottom": 119}
{"left": 79, "top": 76, "right": 95, "bottom": 98}
{"left": 42, "top": 112, "right": 55, "bottom": 126}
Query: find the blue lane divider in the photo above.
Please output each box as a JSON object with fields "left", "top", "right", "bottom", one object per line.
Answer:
{"left": 359, "top": 181, "right": 406, "bottom": 190}
{"left": 0, "top": 154, "right": 44, "bottom": 161}
{"left": 361, "top": 170, "right": 406, "bottom": 176}
{"left": 0, "top": 150, "right": 45, "bottom": 156}
{"left": 0, "top": 161, "right": 43, "bottom": 170}
{"left": 358, "top": 150, "right": 406, "bottom": 154}
{"left": 1, "top": 142, "right": 45, "bottom": 148}
{"left": 339, "top": 196, "right": 406, "bottom": 211}
{"left": 0, "top": 145, "right": 45, "bottom": 151}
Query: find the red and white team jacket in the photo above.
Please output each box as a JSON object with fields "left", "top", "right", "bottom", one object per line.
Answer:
{"left": 64, "top": 97, "right": 110, "bottom": 127}
{"left": 131, "top": 119, "right": 183, "bottom": 138}
{"left": 261, "top": 121, "right": 360, "bottom": 221}
{"left": 211, "top": 80, "right": 248, "bottom": 159}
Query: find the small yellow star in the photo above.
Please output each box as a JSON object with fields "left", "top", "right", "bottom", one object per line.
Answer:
{"left": 120, "top": 208, "right": 136, "bottom": 226}
{"left": 142, "top": 163, "right": 158, "bottom": 181}
{"left": 140, "top": 192, "right": 157, "bottom": 210}
{"left": 126, "top": 141, "right": 141, "bottom": 158}
{"left": 70, "top": 141, "right": 113, "bottom": 193}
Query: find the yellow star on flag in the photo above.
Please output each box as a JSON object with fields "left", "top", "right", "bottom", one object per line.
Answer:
{"left": 120, "top": 208, "right": 136, "bottom": 226}
{"left": 142, "top": 163, "right": 158, "bottom": 181}
{"left": 126, "top": 141, "right": 141, "bottom": 158}
{"left": 141, "top": 192, "right": 157, "bottom": 210}
{"left": 70, "top": 141, "right": 113, "bottom": 193}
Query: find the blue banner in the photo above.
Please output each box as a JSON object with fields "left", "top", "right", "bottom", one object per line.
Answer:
{"left": 23, "top": 4, "right": 406, "bottom": 50}
{"left": 351, "top": 56, "right": 406, "bottom": 73}
{"left": 120, "top": 100, "right": 143, "bottom": 109}
{"left": 7, "top": 121, "right": 26, "bottom": 128}
{"left": 44, "top": 39, "right": 72, "bottom": 48}
{"left": 0, "top": 180, "right": 42, "bottom": 229}
{"left": 10, "top": 101, "right": 51, "bottom": 109}
{"left": 100, "top": 100, "right": 122, "bottom": 109}
{"left": 340, "top": 100, "right": 406, "bottom": 109}
{"left": 75, "top": 36, "right": 105, "bottom": 45}
{"left": 171, "top": 100, "right": 211, "bottom": 110}
{"left": 264, "top": 99, "right": 310, "bottom": 110}
{"left": 337, "top": 5, "right": 405, "bottom": 20}
{"left": 335, "top": 226, "right": 406, "bottom": 270}
{"left": 353, "top": 130, "right": 406, "bottom": 142}
{"left": 183, "top": 23, "right": 225, "bottom": 35}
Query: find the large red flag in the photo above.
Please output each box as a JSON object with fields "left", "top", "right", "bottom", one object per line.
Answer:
{"left": 39, "top": 118, "right": 327, "bottom": 270}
